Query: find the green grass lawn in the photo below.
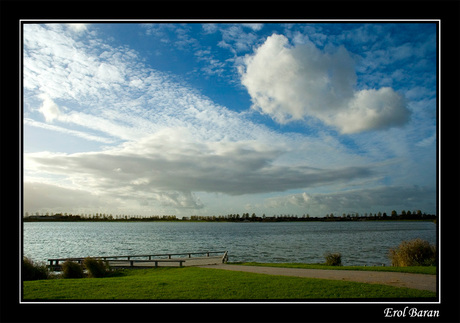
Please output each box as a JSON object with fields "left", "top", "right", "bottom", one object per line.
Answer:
{"left": 230, "top": 262, "right": 437, "bottom": 275}
{"left": 23, "top": 266, "right": 436, "bottom": 301}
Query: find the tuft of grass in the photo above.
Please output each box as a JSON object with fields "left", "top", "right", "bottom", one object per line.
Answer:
{"left": 83, "top": 257, "right": 110, "bottom": 278}
{"left": 62, "top": 261, "right": 84, "bottom": 279}
{"left": 324, "top": 252, "right": 342, "bottom": 266}
{"left": 23, "top": 267, "right": 436, "bottom": 300}
{"left": 22, "top": 257, "right": 49, "bottom": 281}
{"left": 389, "top": 238, "right": 436, "bottom": 267}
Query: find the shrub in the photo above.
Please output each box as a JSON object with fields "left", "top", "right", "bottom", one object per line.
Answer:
{"left": 23, "top": 257, "right": 50, "bottom": 281}
{"left": 83, "top": 257, "right": 110, "bottom": 278}
{"left": 324, "top": 252, "right": 342, "bottom": 266}
{"left": 62, "top": 260, "right": 84, "bottom": 278}
{"left": 389, "top": 238, "right": 436, "bottom": 267}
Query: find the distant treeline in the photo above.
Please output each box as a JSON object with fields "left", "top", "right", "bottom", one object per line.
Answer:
{"left": 23, "top": 210, "right": 436, "bottom": 222}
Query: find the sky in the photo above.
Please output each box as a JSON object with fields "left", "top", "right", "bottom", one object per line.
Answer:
{"left": 22, "top": 21, "right": 438, "bottom": 218}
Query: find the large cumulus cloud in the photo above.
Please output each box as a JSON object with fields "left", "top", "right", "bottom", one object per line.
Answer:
{"left": 239, "top": 34, "right": 411, "bottom": 134}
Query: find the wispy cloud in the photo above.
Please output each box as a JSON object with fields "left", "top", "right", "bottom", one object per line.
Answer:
{"left": 24, "top": 118, "right": 116, "bottom": 144}
{"left": 24, "top": 24, "right": 252, "bottom": 143}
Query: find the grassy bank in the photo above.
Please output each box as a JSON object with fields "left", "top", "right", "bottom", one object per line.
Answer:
{"left": 230, "top": 262, "right": 437, "bottom": 275}
{"left": 23, "top": 266, "right": 436, "bottom": 300}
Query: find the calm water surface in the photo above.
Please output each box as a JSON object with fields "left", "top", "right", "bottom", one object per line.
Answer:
{"left": 23, "top": 221, "right": 436, "bottom": 266}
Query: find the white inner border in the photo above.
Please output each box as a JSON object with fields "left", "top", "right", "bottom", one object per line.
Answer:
{"left": 19, "top": 18, "right": 441, "bottom": 305}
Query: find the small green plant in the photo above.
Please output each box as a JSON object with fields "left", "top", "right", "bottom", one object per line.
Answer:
{"left": 389, "top": 238, "right": 436, "bottom": 267}
{"left": 23, "top": 257, "right": 49, "bottom": 281}
{"left": 83, "top": 257, "right": 110, "bottom": 278}
{"left": 324, "top": 252, "right": 342, "bottom": 266}
{"left": 62, "top": 260, "right": 84, "bottom": 279}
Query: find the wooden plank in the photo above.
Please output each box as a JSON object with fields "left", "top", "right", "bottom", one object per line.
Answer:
{"left": 48, "top": 251, "right": 226, "bottom": 262}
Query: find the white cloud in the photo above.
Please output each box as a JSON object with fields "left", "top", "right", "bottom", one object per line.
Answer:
{"left": 202, "top": 23, "right": 218, "bottom": 34}
{"left": 68, "top": 23, "right": 88, "bottom": 33}
{"left": 96, "top": 62, "right": 124, "bottom": 83}
{"left": 331, "top": 87, "right": 409, "bottom": 133}
{"left": 239, "top": 34, "right": 411, "bottom": 134}
{"left": 242, "top": 23, "right": 264, "bottom": 32}
{"left": 217, "top": 25, "right": 260, "bottom": 54}
{"left": 38, "top": 93, "right": 62, "bottom": 122}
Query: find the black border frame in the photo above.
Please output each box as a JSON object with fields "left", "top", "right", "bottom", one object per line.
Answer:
{"left": 2, "top": 1, "right": 459, "bottom": 322}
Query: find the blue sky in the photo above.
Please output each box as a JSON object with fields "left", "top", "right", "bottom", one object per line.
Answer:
{"left": 23, "top": 21, "right": 438, "bottom": 217}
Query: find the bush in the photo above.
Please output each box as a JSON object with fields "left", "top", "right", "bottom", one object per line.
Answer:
{"left": 62, "top": 260, "right": 84, "bottom": 278}
{"left": 324, "top": 252, "right": 342, "bottom": 266}
{"left": 23, "top": 257, "right": 49, "bottom": 281}
{"left": 389, "top": 238, "right": 436, "bottom": 267}
{"left": 83, "top": 257, "right": 110, "bottom": 278}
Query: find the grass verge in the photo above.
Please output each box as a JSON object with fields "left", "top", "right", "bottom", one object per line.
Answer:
{"left": 23, "top": 267, "right": 436, "bottom": 300}
{"left": 230, "top": 262, "right": 436, "bottom": 275}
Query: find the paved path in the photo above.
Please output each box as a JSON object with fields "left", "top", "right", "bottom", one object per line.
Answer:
{"left": 199, "top": 264, "right": 437, "bottom": 292}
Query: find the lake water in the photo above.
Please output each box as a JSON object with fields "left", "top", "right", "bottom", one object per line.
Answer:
{"left": 23, "top": 221, "right": 437, "bottom": 266}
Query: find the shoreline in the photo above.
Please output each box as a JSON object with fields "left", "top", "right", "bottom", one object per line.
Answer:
{"left": 23, "top": 218, "right": 437, "bottom": 223}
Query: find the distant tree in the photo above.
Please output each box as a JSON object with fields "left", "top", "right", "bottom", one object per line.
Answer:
{"left": 391, "top": 210, "right": 397, "bottom": 217}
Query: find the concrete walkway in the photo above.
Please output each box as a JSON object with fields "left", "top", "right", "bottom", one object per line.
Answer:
{"left": 199, "top": 264, "right": 437, "bottom": 292}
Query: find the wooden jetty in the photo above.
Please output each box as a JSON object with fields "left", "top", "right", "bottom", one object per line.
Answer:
{"left": 48, "top": 250, "right": 228, "bottom": 271}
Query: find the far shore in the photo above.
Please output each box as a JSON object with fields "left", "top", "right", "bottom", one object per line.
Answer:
{"left": 23, "top": 213, "right": 436, "bottom": 223}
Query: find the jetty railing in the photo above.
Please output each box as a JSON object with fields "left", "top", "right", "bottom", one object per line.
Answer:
{"left": 48, "top": 250, "right": 228, "bottom": 270}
